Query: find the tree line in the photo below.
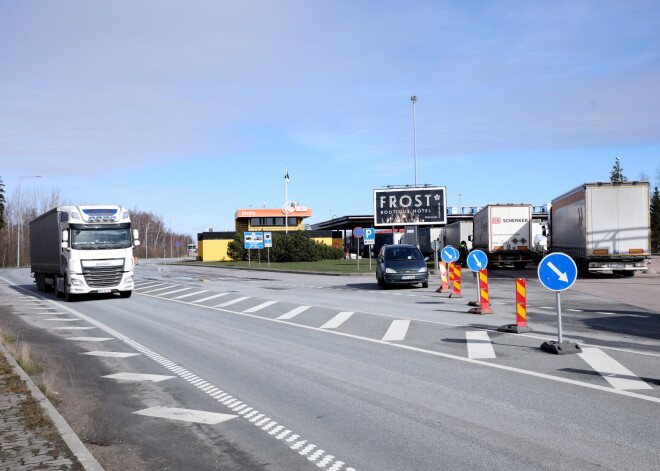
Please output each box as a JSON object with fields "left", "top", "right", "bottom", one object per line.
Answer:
{"left": 0, "top": 178, "right": 193, "bottom": 268}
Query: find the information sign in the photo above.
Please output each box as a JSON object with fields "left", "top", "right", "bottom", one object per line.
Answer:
{"left": 363, "top": 228, "right": 375, "bottom": 245}
{"left": 441, "top": 246, "right": 459, "bottom": 263}
{"left": 537, "top": 253, "right": 578, "bottom": 292}
{"left": 244, "top": 232, "right": 264, "bottom": 250}
{"left": 467, "top": 250, "right": 488, "bottom": 272}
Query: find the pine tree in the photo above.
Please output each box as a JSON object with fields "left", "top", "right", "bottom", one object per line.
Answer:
{"left": 651, "top": 185, "right": 660, "bottom": 254}
{"left": 0, "top": 176, "right": 6, "bottom": 229}
{"left": 610, "top": 157, "right": 627, "bottom": 182}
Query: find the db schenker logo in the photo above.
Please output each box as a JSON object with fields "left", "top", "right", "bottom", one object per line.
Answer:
{"left": 492, "top": 217, "right": 502, "bottom": 224}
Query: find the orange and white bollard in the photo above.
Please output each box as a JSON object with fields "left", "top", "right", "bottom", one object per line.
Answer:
{"left": 498, "top": 278, "right": 532, "bottom": 333}
{"left": 134, "top": 257, "right": 139, "bottom": 265}
{"left": 469, "top": 269, "right": 494, "bottom": 314}
{"left": 435, "top": 262, "right": 451, "bottom": 293}
{"left": 450, "top": 264, "right": 462, "bottom": 298}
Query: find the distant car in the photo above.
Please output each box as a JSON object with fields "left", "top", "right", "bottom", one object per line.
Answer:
{"left": 376, "top": 244, "right": 429, "bottom": 288}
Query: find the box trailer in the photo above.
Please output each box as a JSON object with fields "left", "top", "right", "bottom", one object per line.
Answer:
{"left": 472, "top": 204, "right": 533, "bottom": 268}
{"left": 30, "top": 205, "right": 140, "bottom": 300}
{"left": 550, "top": 182, "right": 650, "bottom": 276}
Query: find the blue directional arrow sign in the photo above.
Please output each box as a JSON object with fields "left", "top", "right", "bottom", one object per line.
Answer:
{"left": 441, "top": 246, "right": 459, "bottom": 263}
{"left": 467, "top": 250, "right": 488, "bottom": 272}
{"left": 537, "top": 253, "right": 578, "bottom": 291}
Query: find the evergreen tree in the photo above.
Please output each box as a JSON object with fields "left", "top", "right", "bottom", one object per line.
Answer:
{"left": 610, "top": 157, "right": 627, "bottom": 182}
{"left": 0, "top": 176, "right": 6, "bottom": 229}
{"left": 651, "top": 185, "right": 660, "bottom": 254}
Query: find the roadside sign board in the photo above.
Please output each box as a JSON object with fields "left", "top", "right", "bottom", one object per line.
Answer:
{"left": 264, "top": 232, "right": 272, "bottom": 248}
{"left": 441, "top": 246, "right": 459, "bottom": 263}
{"left": 353, "top": 227, "right": 364, "bottom": 238}
{"left": 537, "top": 253, "right": 577, "bottom": 291}
{"left": 244, "top": 232, "right": 264, "bottom": 250}
{"left": 467, "top": 250, "right": 488, "bottom": 272}
{"left": 363, "top": 228, "right": 375, "bottom": 245}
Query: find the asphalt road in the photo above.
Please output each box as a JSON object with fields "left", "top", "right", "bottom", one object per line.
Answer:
{"left": 0, "top": 260, "right": 658, "bottom": 470}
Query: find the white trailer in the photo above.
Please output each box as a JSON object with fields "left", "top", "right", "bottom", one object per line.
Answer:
{"left": 472, "top": 204, "right": 533, "bottom": 268}
{"left": 30, "top": 205, "right": 140, "bottom": 300}
{"left": 550, "top": 182, "right": 650, "bottom": 276}
{"left": 444, "top": 221, "right": 473, "bottom": 250}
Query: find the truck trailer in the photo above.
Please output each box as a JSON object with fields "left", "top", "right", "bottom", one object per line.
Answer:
{"left": 472, "top": 204, "right": 533, "bottom": 268}
{"left": 550, "top": 182, "right": 650, "bottom": 276}
{"left": 30, "top": 205, "right": 140, "bottom": 300}
{"left": 444, "top": 220, "right": 473, "bottom": 251}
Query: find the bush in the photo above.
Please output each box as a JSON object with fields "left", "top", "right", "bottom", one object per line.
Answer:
{"left": 227, "top": 231, "right": 344, "bottom": 262}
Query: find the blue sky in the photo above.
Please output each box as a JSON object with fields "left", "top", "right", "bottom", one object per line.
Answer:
{"left": 1, "top": 1, "right": 659, "bottom": 235}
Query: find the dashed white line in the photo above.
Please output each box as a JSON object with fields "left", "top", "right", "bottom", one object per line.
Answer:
{"left": 382, "top": 319, "right": 410, "bottom": 342}
{"left": 243, "top": 300, "right": 278, "bottom": 313}
{"left": 141, "top": 285, "right": 177, "bottom": 294}
{"left": 192, "top": 293, "right": 229, "bottom": 303}
{"left": 277, "top": 305, "right": 311, "bottom": 320}
{"left": 215, "top": 296, "right": 251, "bottom": 307}
{"left": 466, "top": 331, "right": 496, "bottom": 359}
{"left": 102, "top": 373, "right": 175, "bottom": 382}
{"left": 321, "top": 312, "right": 354, "bottom": 329}
{"left": 159, "top": 287, "right": 194, "bottom": 296}
{"left": 578, "top": 348, "right": 652, "bottom": 390}
{"left": 173, "top": 290, "right": 209, "bottom": 300}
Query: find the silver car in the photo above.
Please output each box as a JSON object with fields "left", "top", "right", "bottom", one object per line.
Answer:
{"left": 376, "top": 244, "right": 429, "bottom": 288}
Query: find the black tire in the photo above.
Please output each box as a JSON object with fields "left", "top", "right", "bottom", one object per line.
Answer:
{"left": 421, "top": 281, "right": 429, "bottom": 288}
{"left": 119, "top": 290, "right": 132, "bottom": 298}
{"left": 64, "top": 281, "right": 76, "bottom": 302}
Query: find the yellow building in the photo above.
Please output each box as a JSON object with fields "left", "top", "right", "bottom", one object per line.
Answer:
{"left": 197, "top": 203, "right": 341, "bottom": 261}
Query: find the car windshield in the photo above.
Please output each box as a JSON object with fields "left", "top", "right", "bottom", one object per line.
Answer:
{"left": 71, "top": 228, "right": 132, "bottom": 250}
{"left": 386, "top": 247, "right": 422, "bottom": 261}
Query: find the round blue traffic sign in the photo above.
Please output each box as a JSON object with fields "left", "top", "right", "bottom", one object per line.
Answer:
{"left": 353, "top": 227, "right": 364, "bottom": 238}
{"left": 467, "top": 250, "right": 488, "bottom": 272}
{"left": 537, "top": 252, "right": 578, "bottom": 291}
{"left": 441, "top": 246, "right": 459, "bottom": 263}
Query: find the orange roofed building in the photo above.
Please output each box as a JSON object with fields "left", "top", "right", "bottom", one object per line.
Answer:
{"left": 235, "top": 202, "right": 312, "bottom": 232}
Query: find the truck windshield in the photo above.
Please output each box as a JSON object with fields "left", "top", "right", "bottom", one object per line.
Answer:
{"left": 71, "top": 228, "right": 132, "bottom": 250}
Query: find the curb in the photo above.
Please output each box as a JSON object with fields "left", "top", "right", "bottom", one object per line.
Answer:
{"left": 0, "top": 341, "right": 105, "bottom": 471}
{"left": 169, "top": 261, "right": 375, "bottom": 277}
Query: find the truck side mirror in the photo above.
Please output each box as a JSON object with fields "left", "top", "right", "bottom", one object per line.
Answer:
{"left": 133, "top": 229, "right": 139, "bottom": 239}
{"left": 134, "top": 240, "right": 141, "bottom": 246}
{"left": 62, "top": 230, "right": 69, "bottom": 242}
{"left": 468, "top": 235, "right": 473, "bottom": 241}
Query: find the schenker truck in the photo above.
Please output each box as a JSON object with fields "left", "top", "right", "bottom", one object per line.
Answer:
{"left": 550, "top": 181, "right": 650, "bottom": 276}
{"left": 472, "top": 204, "right": 533, "bottom": 268}
{"left": 30, "top": 205, "right": 140, "bottom": 301}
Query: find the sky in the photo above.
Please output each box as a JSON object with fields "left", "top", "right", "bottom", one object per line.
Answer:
{"left": 1, "top": 1, "right": 659, "bottom": 236}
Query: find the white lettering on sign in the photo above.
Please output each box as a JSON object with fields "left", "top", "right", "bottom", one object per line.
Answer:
{"left": 281, "top": 201, "right": 309, "bottom": 214}
{"left": 503, "top": 219, "right": 529, "bottom": 223}
{"left": 492, "top": 217, "right": 502, "bottom": 224}
{"left": 380, "top": 194, "right": 432, "bottom": 209}
{"left": 242, "top": 211, "right": 256, "bottom": 216}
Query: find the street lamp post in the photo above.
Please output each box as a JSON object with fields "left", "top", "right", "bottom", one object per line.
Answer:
{"left": 411, "top": 95, "right": 417, "bottom": 187}
{"left": 17, "top": 175, "right": 42, "bottom": 268}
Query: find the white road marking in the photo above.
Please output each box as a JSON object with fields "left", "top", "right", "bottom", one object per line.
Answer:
{"left": 192, "top": 293, "right": 229, "bottom": 303}
{"left": 243, "top": 301, "right": 278, "bottom": 313}
{"left": 81, "top": 351, "right": 140, "bottom": 358}
{"left": 466, "top": 331, "right": 497, "bottom": 359}
{"left": 320, "top": 312, "right": 354, "bottom": 329}
{"left": 382, "top": 319, "right": 410, "bottom": 342}
{"left": 136, "top": 282, "right": 164, "bottom": 289}
{"left": 578, "top": 348, "right": 653, "bottom": 390}
{"left": 133, "top": 406, "right": 237, "bottom": 424}
{"left": 141, "top": 285, "right": 177, "bottom": 294}
{"left": 158, "top": 287, "right": 194, "bottom": 296}
{"left": 102, "top": 372, "right": 174, "bottom": 382}
{"left": 568, "top": 309, "right": 584, "bottom": 312}
{"left": 277, "top": 305, "right": 311, "bottom": 320}
{"left": 68, "top": 337, "right": 113, "bottom": 342}
{"left": 53, "top": 326, "right": 96, "bottom": 330}
{"left": 215, "top": 296, "right": 250, "bottom": 307}
{"left": 172, "top": 290, "right": 209, "bottom": 300}
{"left": 43, "top": 318, "right": 81, "bottom": 322}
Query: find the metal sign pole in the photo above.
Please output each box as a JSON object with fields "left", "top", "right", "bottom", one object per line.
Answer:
{"left": 357, "top": 238, "right": 360, "bottom": 271}
{"left": 556, "top": 291, "right": 563, "bottom": 344}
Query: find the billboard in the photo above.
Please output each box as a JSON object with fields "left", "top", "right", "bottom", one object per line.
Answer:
{"left": 373, "top": 187, "right": 447, "bottom": 226}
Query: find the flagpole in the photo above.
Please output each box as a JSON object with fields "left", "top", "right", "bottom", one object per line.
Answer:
{"left": 285, "top": 165, "right": 289, "bottom": 234}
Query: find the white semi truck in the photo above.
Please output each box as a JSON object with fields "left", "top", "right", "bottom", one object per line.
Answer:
{"left": 550, "top": 182, "right": 650, "bottom": 276}
{"left": 30, "top": 205, "right": 140, "bottom": 300}
{"left": 472, "top": 204, "right": 533, "bottom": 268}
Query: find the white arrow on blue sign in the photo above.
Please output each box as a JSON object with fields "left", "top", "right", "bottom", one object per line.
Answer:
{"left": 537, "top": 253, "right": 578, "bottom": 291}
{"left": 441, "top": 246, "right": 459, "bottom": 263}
{"left": 467, "top": 250, "right": 488, "bottom": 272}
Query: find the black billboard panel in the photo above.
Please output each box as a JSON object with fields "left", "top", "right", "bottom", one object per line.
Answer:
{"left": 373, "top": 187, "right": 447, "bottom": 226}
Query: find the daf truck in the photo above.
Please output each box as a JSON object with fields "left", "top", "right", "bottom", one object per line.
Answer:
{"left": 550, "top": 182, "right": 650, "bottom": 276}
{"left": 30, "top": 205, "right": 140, "bottom": 300}
{"left": 472, "top": 204, "right": 533, "bottom": 268}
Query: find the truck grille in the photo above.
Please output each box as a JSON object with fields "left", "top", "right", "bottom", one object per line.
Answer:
{"left": 83, "top": 266, "right": 123, "bottom": 288}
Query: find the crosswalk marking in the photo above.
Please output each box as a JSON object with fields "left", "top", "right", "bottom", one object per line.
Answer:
{"left": 159, "top": 287, "right": 194, "bottom": 296}
{"left": 277, "top": 306, "right": 311, "bottom": 320}
{"left": 216, "top": 297, "right": 251, "bottom": 307}
{"left": 382, "top": 319, "right": 410, "bottom": 341}
{"left": 243, "top": 301, "right": 278, "bottom": 313}
{"left": 173, "top": 290, "right": 209, "bottom": 300}
{"left": 466, "top": 331, "right": 496, "bottom": 359}
{"left": 320, "top": 312, "right": 354, "bottom": 329}
{"left": 578, "top": 347, "right": 652, "bottom": 390}
{"left": 192, "top": 293, "right": 229, "bottom": 303}
{"left": 141, "top": 285, "right": 176, "bottom": 294}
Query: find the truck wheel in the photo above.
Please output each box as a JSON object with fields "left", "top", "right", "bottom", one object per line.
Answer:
{"left": 119, "top": 291, "right": 132, "bottom": 298}
{"left": 64, "top": 282, "right": 77, "bottom": 302}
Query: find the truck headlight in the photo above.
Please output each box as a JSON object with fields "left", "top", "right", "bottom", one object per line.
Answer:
{"left": 124, "top": 276, "right": 134, "bottom": 284}
{"left": 71, "top": 278, "right": 85, "bottom": 287}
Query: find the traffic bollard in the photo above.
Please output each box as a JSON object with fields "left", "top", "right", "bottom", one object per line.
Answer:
{"left": 435, "top": 262, "right": 451, "bottom": 293}
{"left": 468, "top": 269, "right": 494, "bottom": 314}
{"left": 450, "top": 264, "right": 462, "bottom": 298}
{"left": 498, "top": 278, "right": 532, "bottom": 332}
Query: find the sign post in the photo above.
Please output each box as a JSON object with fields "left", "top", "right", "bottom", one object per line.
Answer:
{"left": 353, "top": 227, "right": 364, "bottom": 271}
{"left": 537, "top": 253, "right": 581, "bottom": 354}
{"left": 363, "top": 228, "right": 375, "bottom": 271}
{"left": 244, "top": 232, "right": 264, "bottom": 267}
{"left": 264, "top": 232, "right": 272, "bottom": 267}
